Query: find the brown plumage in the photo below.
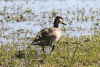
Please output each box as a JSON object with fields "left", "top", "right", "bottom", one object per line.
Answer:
{"left": 31, "top": 16, "right": 66, "bottom": 52}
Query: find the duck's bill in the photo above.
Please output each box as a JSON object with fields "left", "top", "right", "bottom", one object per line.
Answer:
{"left": 60, "top": 18, "right": 66, "bottom": 25}
{"left": 62, "top": 22, "right": 66, "bottom": 25}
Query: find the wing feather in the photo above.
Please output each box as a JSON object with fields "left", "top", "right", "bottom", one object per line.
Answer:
{"left": 32, "top": 28, "right": 53, "bottom": 43}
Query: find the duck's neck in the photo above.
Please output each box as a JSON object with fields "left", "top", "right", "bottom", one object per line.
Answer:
{"left": 54, "top": 24, "right": 59, "bottom": 28}
{"left": 54, "top": 20, "right": 59, "bottom": 28}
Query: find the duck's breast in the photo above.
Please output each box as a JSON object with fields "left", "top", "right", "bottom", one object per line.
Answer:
{"left": 54, "top": 28, "right": 61, "bottom": 41}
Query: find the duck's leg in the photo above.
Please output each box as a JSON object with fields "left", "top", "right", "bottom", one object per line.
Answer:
{"left": 42, "top": 46, "right": 45, "bottom": 53}
{"left": 51, "top": 45, "right": 55, "bottom": 52}
{"left": 42, "top": 46, "right": 44, "bottom": 52}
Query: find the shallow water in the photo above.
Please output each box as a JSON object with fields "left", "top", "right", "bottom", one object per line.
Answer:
{"left": 0, "top": 0, "right": 100, "bottom": 46}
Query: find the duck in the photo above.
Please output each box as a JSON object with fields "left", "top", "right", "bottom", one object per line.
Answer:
{"left": 31, "top": 16, "right": 66, "bottom": 52}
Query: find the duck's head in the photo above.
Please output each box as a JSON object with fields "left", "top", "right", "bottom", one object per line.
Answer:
{"left": 54, "top": 16, "right": 66, "bottom": 28}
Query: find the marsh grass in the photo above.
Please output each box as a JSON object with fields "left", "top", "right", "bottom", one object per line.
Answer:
{"left": 0, "top": 33, "right": 100, "bottom": 67}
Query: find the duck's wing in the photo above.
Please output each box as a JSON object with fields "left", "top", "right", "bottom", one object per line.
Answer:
{"left": 31, "top": 28, "right": 53, "bottom": 45}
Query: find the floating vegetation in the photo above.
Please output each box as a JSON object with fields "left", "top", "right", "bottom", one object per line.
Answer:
{"left": 25, "top": 9, "right": 32, "bottom": 13}
{"left": 67, "top": 10, "right": 70, "bottom": 14}
{"left": 20, "top": 14, "right": 26, "bottom": 21}
{"left": 89, "top": 8, "right": 92, "bottom": 12}
{"left": 62, "top": 26, "right": 67, "bottom": 32}
{"left": 52, "top": 10, "right": 59, "bottom": 17}
{"left": 95, "top": 22, "right": 99, "bottom": 26}
{"left": 85, "top": 16, "right": 88, "bottom": 21}
{"left": 0, "top": 19, "right": 3, "bottom": 22}
{"left": 91, "top": 15, "right": 94, "bottom": 21}
{"left": 82, "top": 13, "right": 84, "bottom": 21}
{"left": 17, "top": 17, "right": 20, "bottom": 22}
